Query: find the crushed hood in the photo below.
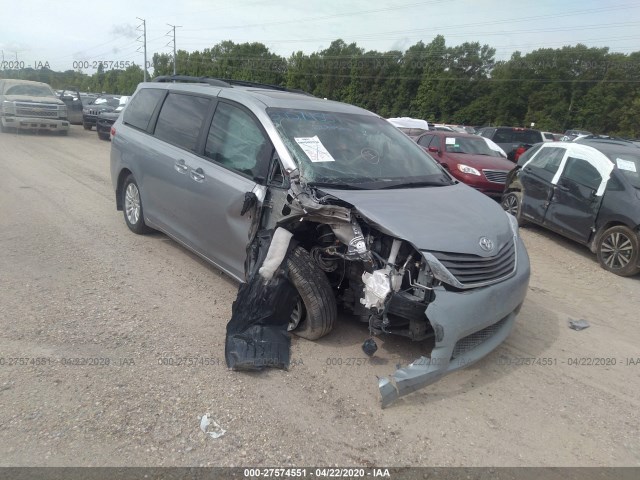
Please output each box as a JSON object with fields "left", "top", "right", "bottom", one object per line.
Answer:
{"left": 321, "top": 183, "right": 513, "bottom": 256}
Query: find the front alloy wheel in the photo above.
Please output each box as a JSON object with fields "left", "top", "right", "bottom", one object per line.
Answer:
{"left": 596, "top": 226, "right": 640, "bottom": 276}
{"left": 501, "top": 192, "right": 527, "bottom": 227}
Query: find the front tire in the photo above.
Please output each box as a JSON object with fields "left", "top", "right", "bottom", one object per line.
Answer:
{"left": 83, "top": 122, "right": 92, "bottom": 130}
{"left": 98, "top": 131, "right": 109, "bottom": 141}
{"left": 501, "top": 192, "right": 528, "bottom": 227}
{"left": 122, "top": 175, "right": 152, "bottom": 234}
{"left": 286, "top": 246, "right": 337, "bottom": 340}
{"left": 596, "top": 226, "right": 640, "bottom": 276}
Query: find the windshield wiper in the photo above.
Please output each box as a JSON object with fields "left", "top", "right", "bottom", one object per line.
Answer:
{"left": 378, "top": 179, "right": 451, "bottom": 189}
{"left": 307, "top": 181, "right": 370, "bottom": 190}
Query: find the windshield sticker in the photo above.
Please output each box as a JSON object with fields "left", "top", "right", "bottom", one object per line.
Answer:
{"left": 445, "top": 137, "right": 456, "bottom": 145}
{"left": 616, "top": 158, "right": 637, "bottom": 172}
{"left": 294, "top": 136, "right": 335, "bottom": 163}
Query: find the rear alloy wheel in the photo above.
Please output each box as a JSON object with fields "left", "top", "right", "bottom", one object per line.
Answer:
{"left": 122, "top": 175, "right": 152, "bottom": 234}
{"left": 501, "top": 192, "right": 527, "bottom": 227}
{"left": 596, "top": 226, "right": 640, "bottom": 276}
{"left": 285, "top": 246, "right": 337, "bottom": 340}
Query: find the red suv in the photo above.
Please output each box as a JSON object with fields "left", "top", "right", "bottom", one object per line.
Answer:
{"left": 415, "top": 131, "right": 515, "bottom": 198}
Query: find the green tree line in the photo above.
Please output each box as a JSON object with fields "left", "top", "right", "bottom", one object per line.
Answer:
{"left": 3, "top": 36, "right": 639, "bottom": 136}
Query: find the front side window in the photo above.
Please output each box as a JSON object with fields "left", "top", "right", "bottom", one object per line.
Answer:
{"left": 528, "top": 147, "right": 566, "bottom": 175}
{"left": 154, "top": 93, "right": 211, "bottom": 152}
{"left": 268, "top": 108, "right": 450, "bottom": 189}
{"left": 205, "top": 102, "right": 272, "bottom": 180}
{"left": 562, "top": 157, "right": 602, "bottom": 191}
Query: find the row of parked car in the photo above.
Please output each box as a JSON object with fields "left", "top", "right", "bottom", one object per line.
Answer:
{"left": 55, "top": 89, "right": 130, "bottom": 141}
{"left": 391, "top": 120, "right": 640, "bottom": 277}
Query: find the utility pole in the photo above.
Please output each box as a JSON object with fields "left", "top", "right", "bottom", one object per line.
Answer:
{"left": 136, "top": 17, "right": 148, "bottom": 81}
{"left": 166, "top": 24, "right": 181, "bottom": 76}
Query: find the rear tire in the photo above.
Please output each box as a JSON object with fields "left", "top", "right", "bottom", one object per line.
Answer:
{"left": 596, "top": 226, "right": 640, "bottom": 276}
{"left": 122, "top": 175, "right": 152, "bottom": 234}
{"left": 286, "top": 246, "right": 337, "bottom": 340}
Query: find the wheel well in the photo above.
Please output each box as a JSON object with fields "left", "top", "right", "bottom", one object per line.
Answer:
{"left": 589, "top": 221, "right": 631, "bottom": 253}
{"left": 115, "top": 169, "right": 132, "bottom": 211}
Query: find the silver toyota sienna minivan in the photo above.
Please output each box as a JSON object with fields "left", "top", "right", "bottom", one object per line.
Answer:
{"left": 110, "top": 76, "right": 530, "bottom": 406}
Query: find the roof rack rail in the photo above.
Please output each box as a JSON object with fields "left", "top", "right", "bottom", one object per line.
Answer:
{"left": 151, "top": 75, "right": 313, "bottom": 96}
{"left": 151, "top": 75, "right": 231, "bottom": 87}
{"left": 218, "top": 78, "right": 313, "bottom": 96}
{"left": 579, "top": 135, "right": 635, "bottom": 143}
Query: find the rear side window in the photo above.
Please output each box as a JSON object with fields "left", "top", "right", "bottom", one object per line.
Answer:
{"left": 493, "top": 129, "right": 512, "bottom": 143}
{"left": 123, "top": 88, "right": 165, "bottom": 131}
{"left": 513, "top": 130, "right": 543, "bottom": 144}
{"left": 417, "top": 134, "right": 434, "bottom": 147}
{"left": 154, "top": 93, "right": 211, "bottom": 152}
{"left": 562, "top": 157, "right": 602, "bottom": 191}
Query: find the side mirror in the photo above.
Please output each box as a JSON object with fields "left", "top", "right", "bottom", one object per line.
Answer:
{"left": 428, "top": 146, "right": 439, "bottom": 154}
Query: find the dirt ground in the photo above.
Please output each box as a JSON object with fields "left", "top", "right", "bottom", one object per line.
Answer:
{"left": 1, "top": 126, "right": 639, "bottom": 468}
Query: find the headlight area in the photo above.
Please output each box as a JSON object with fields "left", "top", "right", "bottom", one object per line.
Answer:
{"left": 457, "top": 164, "right": 481, "bottom": 176}
{"left": 505, "top": 210, "right": 520, "bottom": 237}
{"left": 359, "top": 240, "right": 439, "bottom": 342}
{"left": 1, "top": 101, "right": 16, "bottom": 116}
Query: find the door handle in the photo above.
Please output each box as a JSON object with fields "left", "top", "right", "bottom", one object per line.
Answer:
{"left": 174, "top": 160, "right": 188, "bottom": 174}
{"left": 190, "top": 167, "right": 205, "bottom": 183}
{"left": 556, "top": 183, "right": 569, "bottom": 192}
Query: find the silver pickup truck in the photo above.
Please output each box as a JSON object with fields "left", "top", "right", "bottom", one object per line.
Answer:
{"left": 0, "top": 79, "right": 70, "bottom": 134}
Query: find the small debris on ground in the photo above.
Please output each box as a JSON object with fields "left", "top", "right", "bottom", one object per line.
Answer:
{"left": 362, "top": 338, "right": 378, "bottom": 356}
{"left": 199, "top": 414, "right": 226, "bottom": 439}
{"left": 569, "top": 319, "right": 590, "bottom": 331}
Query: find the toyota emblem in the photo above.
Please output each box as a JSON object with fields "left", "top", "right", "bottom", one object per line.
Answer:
{"left": 479, "top": 237, "right": 494, "bottom": 252}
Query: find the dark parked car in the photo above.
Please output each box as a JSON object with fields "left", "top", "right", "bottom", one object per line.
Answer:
{"left": 83, "top": 95, "right": 120, "bottom": 130}
{"left": 502, "top": 138, "right": 640, "bottom": 276}
{"left": 110, "top": 75, "right": 530, "bottom": 406}
{"left": 477, "top": 127, "right": 545, "bottom": 162}
{"left": 414, "top": 131, "right": 515, "bottom": 197}
{"left": 96, "top": 96, "right": 130, "bottom": 140}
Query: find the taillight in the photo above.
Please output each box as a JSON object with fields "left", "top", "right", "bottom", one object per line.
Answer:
{"left": 110, "top": 126, "right": 116, "bottom": 137}
{"left": 514, "top": 146, "right": 526, "bottom": 161}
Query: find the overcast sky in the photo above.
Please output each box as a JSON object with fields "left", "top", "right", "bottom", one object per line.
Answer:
{"left": 1, "top": 0, "right": 639, "bottom": 72}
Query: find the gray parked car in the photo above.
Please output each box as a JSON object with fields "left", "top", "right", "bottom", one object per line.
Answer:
{"left": 110, "top": 76, "right": 530, "bottom": 406}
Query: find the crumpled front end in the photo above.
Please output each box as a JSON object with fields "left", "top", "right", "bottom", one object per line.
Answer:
{"left": 379, "top": 235, "right": 530, "bottom": 407}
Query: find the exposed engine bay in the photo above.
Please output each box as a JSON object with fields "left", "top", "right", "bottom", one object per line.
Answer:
{"left": 264, "top": 178, "right": 439, "bottom": 341}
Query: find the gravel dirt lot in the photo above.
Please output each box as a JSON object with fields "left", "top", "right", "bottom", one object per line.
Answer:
{"left": 1, "top": 126, "right": 639, "bottom": 468}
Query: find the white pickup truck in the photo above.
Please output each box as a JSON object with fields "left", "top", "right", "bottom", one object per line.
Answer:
{"left": 0, "top": 79, "right": 70, "bottom": 134}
